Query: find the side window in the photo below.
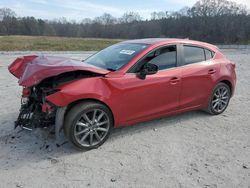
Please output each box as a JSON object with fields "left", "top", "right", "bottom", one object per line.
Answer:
{"left": 129, "top": 45, "right": 177, "bottom": 73}
{"left": 204, "top": 49, "right": 214, "bottom": 60}
{"left": 148, "top": 46, "right": 177, "bottom": 70}
{"left": 183, "top": 46, "right": 205, "bottom": 65}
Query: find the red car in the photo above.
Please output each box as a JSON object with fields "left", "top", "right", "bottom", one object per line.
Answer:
{"left": 9, "top": 38, "right": 236, "bottom": 150}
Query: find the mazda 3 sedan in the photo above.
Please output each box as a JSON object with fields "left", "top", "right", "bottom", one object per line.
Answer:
{"left": 9, "top": 38, "right": 236, "bottom": 150}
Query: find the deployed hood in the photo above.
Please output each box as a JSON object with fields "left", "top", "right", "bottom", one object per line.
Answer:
{"left": 9, "top": 55, "right": 110, "bottom": 87}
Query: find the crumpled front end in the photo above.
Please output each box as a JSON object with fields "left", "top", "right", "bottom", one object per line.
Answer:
{"left": 16, "top": 86, "right": 58, "bottom": 130}
{"left": 8, "top": 55, "right": 109, "bottom": 87}
{"left": 9, "top": 55, "right": 108, "bottom": 131}
{"left": 8, "top": 55, "right": 38, "bottom": 79}
{"left": 14, "top": 71, "right": 105, "bottom": 131}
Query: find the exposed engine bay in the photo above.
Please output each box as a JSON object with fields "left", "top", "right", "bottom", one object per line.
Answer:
{"left": 15, "top": 71, "right": 102, "bottom": 131}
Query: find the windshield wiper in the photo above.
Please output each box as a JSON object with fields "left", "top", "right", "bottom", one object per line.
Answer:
{"left": 107, "top": 68, "right": 116, "bottom": 72}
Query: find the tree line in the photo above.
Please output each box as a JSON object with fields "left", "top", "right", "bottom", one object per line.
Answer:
{"left": 0, "top": 0, "right": 250, "bottom": 44}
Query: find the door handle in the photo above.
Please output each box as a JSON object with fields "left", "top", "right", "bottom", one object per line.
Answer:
{"left": 208, "top": 69, "right": 216, "bottom": 74}
{"left": 170, "top": 77, "right": 180, "bottom": 84}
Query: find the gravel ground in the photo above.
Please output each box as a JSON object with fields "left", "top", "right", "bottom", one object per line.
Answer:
{"left": 0, "top": 50, "right": 249, "bottom": 188}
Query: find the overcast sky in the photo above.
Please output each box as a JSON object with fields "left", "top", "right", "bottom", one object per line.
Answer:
{"left": 0, "top": 0, "right": 249, "bottom": 21}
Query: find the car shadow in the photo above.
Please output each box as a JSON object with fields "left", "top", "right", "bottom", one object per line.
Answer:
{"left": 110, "top": 110, "right": 210, "bottom": 139}
{"left": 0, "top": 110, "right": 212, "bottom": 170}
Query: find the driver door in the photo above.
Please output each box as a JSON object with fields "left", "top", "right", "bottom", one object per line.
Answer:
{"left": 117, "top": 45, "right": 182, "bottom": 124}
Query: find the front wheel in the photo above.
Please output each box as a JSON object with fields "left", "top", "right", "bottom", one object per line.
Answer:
{"left": 64, "top": 101, "right": 113, "bottom": 150}
{"left": 207, "top": 83, "right": 231, "bottom": 115}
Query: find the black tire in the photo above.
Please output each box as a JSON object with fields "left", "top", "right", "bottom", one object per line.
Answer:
{"left": 64, "top": 101, "right": 113, "bottom": 150}
{"left": 207, "top": 82, "right": 231, "bottom": 115}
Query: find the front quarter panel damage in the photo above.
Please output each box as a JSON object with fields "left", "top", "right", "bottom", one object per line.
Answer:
{"left": 46, "top": 76, "right": 121, "bottom": 128}
{"left": 46, "top": 77, "right": 112, "bottom": 107}
{"left": 46, "top": 76, "right": 125, "bottom": 128}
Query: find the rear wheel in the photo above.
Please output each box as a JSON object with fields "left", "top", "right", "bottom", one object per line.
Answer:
{"left": 64, "top": 101, "right": 113, "bottom": 150}
{"left": 207, "top": 83, "right": 231, "bottom": 115}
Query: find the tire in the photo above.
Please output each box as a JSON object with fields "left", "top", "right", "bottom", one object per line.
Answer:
{"left": 207, "top": 82, "right": 231, "bottom": 115}
{"left": 64, "top": 101, "right": 113, "bottom": 150}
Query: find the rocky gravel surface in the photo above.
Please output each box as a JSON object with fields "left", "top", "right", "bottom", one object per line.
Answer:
{"left": 0, "top": 50, "right": 249, "bottom": 188}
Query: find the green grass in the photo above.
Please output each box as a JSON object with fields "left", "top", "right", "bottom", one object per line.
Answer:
{"left": 0, "top": 36, "right": 122, "bottom": 51}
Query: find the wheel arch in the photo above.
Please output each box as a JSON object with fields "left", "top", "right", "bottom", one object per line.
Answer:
{"left": 218, "top": 79, "right": 233, "bottom": 94}
{"left": 64, "top": 98, "right": 115, "bottom": 126}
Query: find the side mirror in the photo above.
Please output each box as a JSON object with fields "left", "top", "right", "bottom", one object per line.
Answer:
{"left": 137, "top": 63, "right": 158, "bottom": 80}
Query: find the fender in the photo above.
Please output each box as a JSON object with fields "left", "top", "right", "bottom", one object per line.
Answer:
{"left": 46, "top": 77, "right": 122, "bottom": 126}
{"left": 46, "top": 77, "right": 112, "bottom": 107}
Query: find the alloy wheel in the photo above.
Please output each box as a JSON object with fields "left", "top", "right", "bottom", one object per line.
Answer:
{"left": 74, "top": 109, "right": 110, "bottom": 147}
{"left": 211, "top": 85, "right": 230, "bottom": 113}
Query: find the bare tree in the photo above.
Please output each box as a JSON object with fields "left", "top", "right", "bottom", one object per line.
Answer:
{"left": 119, "top": 12, "right": 142, "bottom": 23}
{"left": 0, "top": 0, "right": 250, "bottom": 44}
{"left": 94, "top": 13, "right": 116, "bottom": 25}
{"left": 151, "top": 11, "right": 167, "bottom": 20}
{"left": 190, "top": 0, "right": 248, "bottom": 17}
{"left": 0, "top": 8, "right": 16, "bottom": 20}
{"left": 81, "top": 18, "right": 92, "bottom": 24}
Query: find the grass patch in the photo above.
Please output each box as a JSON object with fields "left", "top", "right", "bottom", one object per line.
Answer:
{"left": 0, "top": 36, "right": 122, "bottom": 51}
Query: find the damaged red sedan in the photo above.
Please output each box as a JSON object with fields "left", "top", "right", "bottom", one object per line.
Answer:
{"left": 9, "top": 38, "right": 236, "bottom": 150}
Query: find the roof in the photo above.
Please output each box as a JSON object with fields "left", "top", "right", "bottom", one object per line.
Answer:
{"left": 122, "top": 38, "right": 218, "bottom": 51}
{"left": 122, "top": 38, "right": 176, "bottom": 45}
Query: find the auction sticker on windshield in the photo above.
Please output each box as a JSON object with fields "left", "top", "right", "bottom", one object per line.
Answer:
{"left": 119, "top": 50, "right": 136, "bottom": 55}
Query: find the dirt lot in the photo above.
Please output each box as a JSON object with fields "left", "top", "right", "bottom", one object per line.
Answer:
{"left": 0, "top": 50, "right": 249, "bottom": 188}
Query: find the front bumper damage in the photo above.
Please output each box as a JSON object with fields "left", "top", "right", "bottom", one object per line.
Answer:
{"left": 9, "top": 55, "right": 109, "bottom": 145}
{"left": 15, "top": 95, "right": 67, "bottom": 143}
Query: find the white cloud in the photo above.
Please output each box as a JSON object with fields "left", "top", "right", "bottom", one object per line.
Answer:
{"left": 51, "top": 0, "right": 122, "bottom": 16}
{"left": 162, "top": 0, "right": 250, "bottom": 8}
{"left": 236, "top": 0, "right": 250, "bottom": 7}
{"left": 4, "top": 0, "right": 124, "bottom": 20}
{"left": 28, "top": 0, "right": 48, "bottom": 4}
{"left": 3, "top": 0, "right": 250, "bottom": 21}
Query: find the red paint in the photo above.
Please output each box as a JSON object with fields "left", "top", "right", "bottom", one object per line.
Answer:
{"left": 8, "top": 56, "right": 110, "bottom": 87}
{"left": 42, "top": 103, "right": 54, "bottom": 113}
{"left": 9, "top": 39, "right": 236, "bottom": 128}
{"left": 9, "top": 55, "right": 37, "bottom": 78}
{"left": 22, "top": 87, "right": 31, "bottom": 97}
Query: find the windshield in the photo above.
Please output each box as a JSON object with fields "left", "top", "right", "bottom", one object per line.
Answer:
{"left": 84, "top": 43, "right": 148, "bottom": 71}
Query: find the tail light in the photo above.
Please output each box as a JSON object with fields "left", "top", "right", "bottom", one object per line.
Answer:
{"left": 22, "top": 87, "right": 31, "bottom": 97}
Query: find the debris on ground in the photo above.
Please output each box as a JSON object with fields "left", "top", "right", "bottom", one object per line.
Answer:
{"left": 110, "top": 178, "right": 116, "bottom": 182}
{"left": 242, "top": 165, "right": 248, "bottom": 169}
{"left": 47, "top": 157, "right": 59, "bottom": 164}
{"left": 16, "top": 183, "right": 23, "bottom": 188}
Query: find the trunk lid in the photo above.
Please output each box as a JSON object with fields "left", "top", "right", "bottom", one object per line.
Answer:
{"left": 9, "top": 55, "right": 110, "bottom": 87}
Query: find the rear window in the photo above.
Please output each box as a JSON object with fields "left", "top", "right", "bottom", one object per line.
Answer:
{"left": 184, "top": 46, "right": 205, "bottom": 65}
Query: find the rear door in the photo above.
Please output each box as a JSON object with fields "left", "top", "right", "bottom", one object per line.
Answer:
{"left": 179, "top": 45, "right": 220, "bottom": 109}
